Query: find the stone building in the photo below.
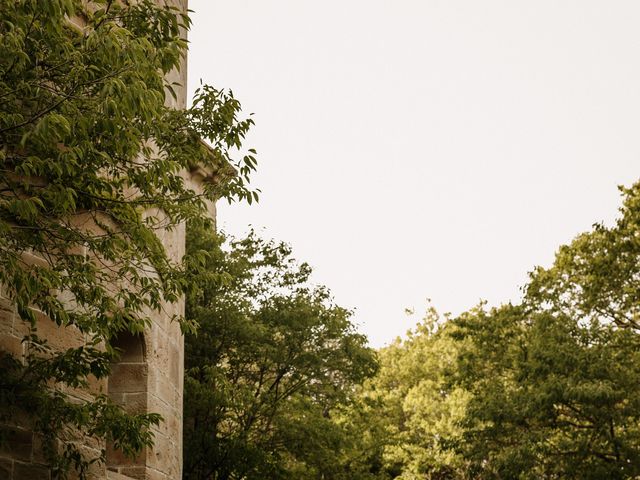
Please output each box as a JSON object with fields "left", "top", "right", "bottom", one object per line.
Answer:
{"left": 0, "top": 1, "right": 204, "bottom": 478}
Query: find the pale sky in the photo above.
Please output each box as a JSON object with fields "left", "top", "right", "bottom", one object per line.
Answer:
{"left": 188, "top": 1, "right": 639, "bottom": 347}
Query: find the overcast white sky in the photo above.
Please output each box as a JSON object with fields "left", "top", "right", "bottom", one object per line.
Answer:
{"left": 188, "top": 1, "right": 639, "bottom": 347}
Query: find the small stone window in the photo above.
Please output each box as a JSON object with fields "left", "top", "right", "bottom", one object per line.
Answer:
{"left": 106, "top": 331, "right": 148, "bottom": 476}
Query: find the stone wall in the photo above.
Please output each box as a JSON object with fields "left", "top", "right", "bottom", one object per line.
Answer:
{"left": 0, "top": 1, "right": 195, "bottom": 479}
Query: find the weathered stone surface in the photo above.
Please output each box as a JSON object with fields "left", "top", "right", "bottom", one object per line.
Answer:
{"left": 107, "top": 470, "right": 140, "bottom": 480}
{"left": 108, "top": 364, "right": 148, "bottom": 394}
{"left": 155, "top": 375, "right": 180, "bottom": 410}
{"left": 106, "top": 443, "right": 146, "bottom": 467}
{"left": 13, "top": 461, "right": 50, "bottom": 480}
{"left": 0, "top": 428, "right": 32, "bottom": 463}
{"left": 30, "top": 310, "right": 84, "bottom": 351}
{"left": 63, "top": 444, "right": 104, "bottom": 480}
{"left": 0, "top": 297, "right": 15, "bottom": 344}
{"left": 30, "top": 434, "right": 48, "bottom": 465}
{"left": 0, "top": 334, "right": 23, "bottom": 357}
{"left": 107, "top": 470, "right": 138, "bottom": 480}
{"left": 0, "top": 457, "right": 13, "bottom": 479}
{"left": 85, "top": 374, "right": 107, "bottom": 396}
{"left": 118, "top": 466, "right": 146, "bottom": 480}
{"left": 122, "top": 392, "right": 148, "bottom": 415}
{"left": 168, "top": 343, "right": 181, "bottom": 385}
{"left": 20, "top": 252, "right": 49, "bottom": 269}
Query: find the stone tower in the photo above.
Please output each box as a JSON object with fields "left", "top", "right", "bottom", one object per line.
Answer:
{"left": 0, "top": 1, "right": 200, "bottom": 478}
{"left": 104, "top": 1, "right": 192, "bottom": 478}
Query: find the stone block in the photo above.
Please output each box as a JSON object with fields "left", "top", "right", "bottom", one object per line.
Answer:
{"left": 20, "top": 251, "right": 48, "bottom": 269}
{"left": 13, "top": 461, "right": 49, "bottom": 480}
{"left": 106, "top": 442, "right": 146, "bottom": 469}
{"left": 108, "top": 363, "right": 148, "bottom": 394}
{"left": 162, "top": 408, "right": 181, "bottom": 439}
{"left": 146, "top": 398, "right": 180, "bottom": 442}
{"left": 0, "top": 457, "right": 13, "bottom": 479}
{"left": 63, "top": 443, "right": 104, "bottom": 480}
{"left": 143, "top": 469, "right": 170, "bottom": 480}
{"left": 0, "top": 427, "right": 32, "bottom": 463}
{"left": 63, "top": 384, "right": 95, "bottom": 404}
{"left": 146, "top": 433, "right": 168, "bottom": 471}
{"left": 148, "top": 310, "right": 170, "bottom": 335}
{"left": 107, "top": 470, "right": 138, "bottom": 480}
{"left": 107, "top": 470, "right": 141, "bottom": 480}
{"left": 118, "top": 466, "right": 146, "bottom": 480}
{"left": 0, "top": 334, "right": 23, "bottom": 358}
{"left": 8, "top": 319, "right": 28, "bottom": 343}
{"left": 86, "top": 374, "right": 107, "bottom": 396}
{"left": 31, "top": 434, "right": 47, "bottom": 465}
{"left": 109, "top": 392, "right": 126, "bottom": 406}
{"left": 153, "top": 376, "right": 180, "bottom": 410}
{"left": 148, "top": 349, "right": 170, "bottom": 381}
{"left": 146, "top": 394, "right": 171, "bottom": 424}
{"left": 30, "top": 311, "right": 84, "bottom": 352}
{"left": 122, "top": 392, "right": 148, "bottom": 415}
{"left": 0, "top": 297, "right": 15, "bottom": 336}
{"left": 168, "top": 344, "right": 181, "bottom": 385}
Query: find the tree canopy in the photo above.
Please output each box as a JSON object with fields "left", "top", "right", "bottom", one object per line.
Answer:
{"left": 451, "top": 183, "right": 640, "bottom": 478}
{"left": 335, "top": 182, "right": 640, "bottom": 479}
{"left": 183, "top": 226, "right": 377, "bottom": 480}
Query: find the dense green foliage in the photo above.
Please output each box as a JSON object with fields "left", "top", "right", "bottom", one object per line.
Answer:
{"left": 454, "top": 306, "right": 640, "bottom": 479}
{"left": 452, "top": 183, "right": 640, "bottom": 479}
{"left": 338, "top": 308, "right": 472, "bottom": 480}
{"left": 181, "top": 182, "right": 640, "bottom": 479}
{"left": 339, "top": 182, "right": 640, "bottom": 479}
{"left": 183, "top": 226, "right": 377, "bottom": 480}
{"left": 0, "top": 1, "right": 255, "bottom": 477}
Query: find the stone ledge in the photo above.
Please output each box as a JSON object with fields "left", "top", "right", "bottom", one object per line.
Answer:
{"left": 107, "top": 470, "right": 136, "bottom": 480}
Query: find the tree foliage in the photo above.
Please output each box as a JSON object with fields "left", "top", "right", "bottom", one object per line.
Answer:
{"left": 342, "top": 182, "right": 640, "bottom": 479}
{"left": 340, "top": 308, "right": 472, "bottom": 480}
{"left": 453, "top": 305, "right": 640, "bottom": 479}
{"left": 451, "top": 183, "right": 640, "bottom": 478}
{"left": 0, "top": 1, "right": 256, "bottom": 477}
{"left": 183, "top": 226, "right": 377, "bottom": 480}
